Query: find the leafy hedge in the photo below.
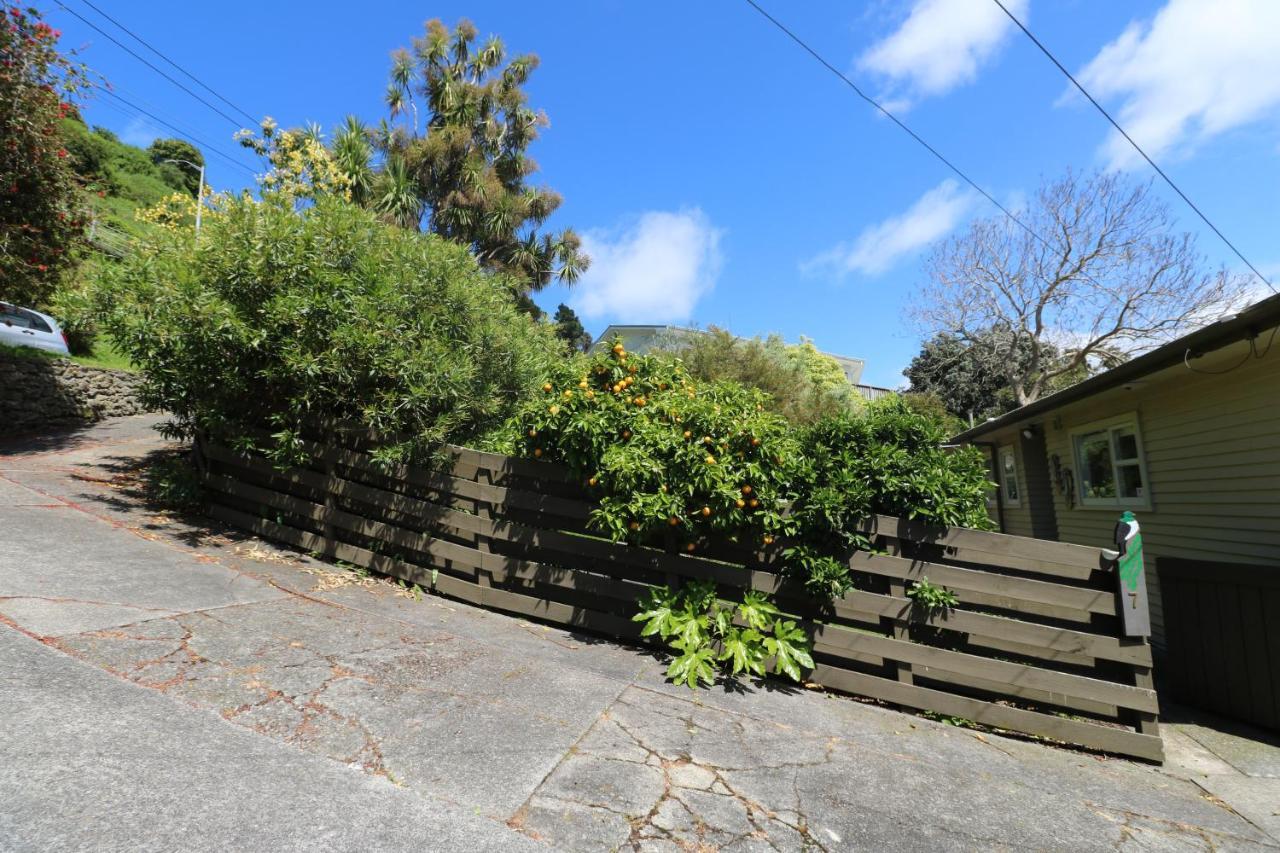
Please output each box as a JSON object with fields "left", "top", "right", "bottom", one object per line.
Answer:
{"left": 97, "top": 195, "right": 565, "bottom": 462}
{"left": 488, "top": 339, "right": 994, "bottom": 597}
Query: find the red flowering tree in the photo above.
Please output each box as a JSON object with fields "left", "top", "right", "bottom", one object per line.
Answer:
{"left": 1, "top": 5, "right": 89, "bottom": 307}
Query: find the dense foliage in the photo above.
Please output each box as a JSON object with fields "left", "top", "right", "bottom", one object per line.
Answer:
{"left": 1, "top": 5, "right": 88, "bottom": 307}
{"left": 658, "top": 327, "right": 863, "bottom": 426}
{"left": 634, "top": 582, "right": 814, "bottom": 689}
{"left": 330, "top": 18, "right": 587, "bottom": 306}
{"left": 490, "top": 340, "right": 994, "bottom": 600}
{"left": 146, "top": 138, "right": 204, "bottom": 196}
{"left": 552, "top": 303, "right": 591, "bottom": 352}
{"left": 96, "top": 194, "right": 565, "bottom": 463}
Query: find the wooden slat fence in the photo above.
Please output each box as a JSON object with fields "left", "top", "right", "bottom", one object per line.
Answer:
{"left": 197, "top": 431, "right": 1162, "bottom": 762}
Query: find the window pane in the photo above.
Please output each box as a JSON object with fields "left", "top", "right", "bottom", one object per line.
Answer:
{"left": 1001, "top": 450, "right": 1019, "bottom": 501}
{"left": 1118, "top": 463, "right": 1144, "bottom": 498}
{"left": 1114, "top": 428, "right": 1139, "bottom": 462}
{"left": 1078, "top": 432, "right": 1116, "bottom": 499}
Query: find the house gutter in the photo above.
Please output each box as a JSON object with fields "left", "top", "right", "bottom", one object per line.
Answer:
{"left": 951, "top": 293, "right": 1280, "bottom": 444}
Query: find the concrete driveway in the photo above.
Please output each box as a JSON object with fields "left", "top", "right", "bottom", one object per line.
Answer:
{"left": 2, "top": 415, "right": 1277, "bottom": 852}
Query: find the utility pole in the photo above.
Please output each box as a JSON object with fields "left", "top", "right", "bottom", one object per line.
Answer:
{"left": 163, "top": 158, "right": 205, "bottom": 235}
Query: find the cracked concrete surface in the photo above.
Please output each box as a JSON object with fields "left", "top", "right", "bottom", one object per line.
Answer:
{"left": 3, "top": 415, "right": 1279, "bottom": 852}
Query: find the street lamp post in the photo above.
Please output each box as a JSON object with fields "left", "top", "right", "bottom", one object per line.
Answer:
{"left": 163, "top": 158, "right": 205, "bottom": 234}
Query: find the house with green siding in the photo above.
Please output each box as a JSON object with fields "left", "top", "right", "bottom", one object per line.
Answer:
{"left": 953, "top": 293, "right": 1280, "bottom": 731}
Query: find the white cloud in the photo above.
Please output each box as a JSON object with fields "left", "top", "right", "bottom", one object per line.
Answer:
{"left": 802, "top": 180, "right": 976, "bottom": 277}
{"left": 1075, "top": 0, "right": 1280, "bottom": 169}
{"left": 573, "top": 209, "right": 723, "bottom": 323}
{"left": 858, "top": 0, "right": 1027, "bottom": 109}
{"left": 120, "top": 117, "right": 160, "bottom": 148}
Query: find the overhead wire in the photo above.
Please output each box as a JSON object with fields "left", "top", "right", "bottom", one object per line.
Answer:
{"left": 741, "top": 0, "right": 1056, "bottom": 253}
{"left": 72, "top": 0, "right": 259, "bottom": 126}
{"left": 53, "top": 0, "right": 246, "bottom": 130}
{"left": 990, "top": 0, "right": 1277, "bottom": 295}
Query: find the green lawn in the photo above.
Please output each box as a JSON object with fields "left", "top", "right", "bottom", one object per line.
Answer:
{"left": 1, "top": 339, "right": 137, "bottom": 372}
{"left": 71, "top": 338, "right": 136, "bottom": 372}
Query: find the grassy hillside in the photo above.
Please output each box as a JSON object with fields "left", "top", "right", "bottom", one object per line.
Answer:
{"left": 60, "top": 119, "right": 195, "bottom": 240}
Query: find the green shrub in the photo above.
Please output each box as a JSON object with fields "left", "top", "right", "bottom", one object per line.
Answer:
{"left": 634, "top": 582, "right": 813, "bottom": 688}
{"left": 782, "top": 398, "right": 994, "bottom": 596}
{"left": 656, "top": 327, "right": 862, "bottom": 425}
{"left": 487, "top": 339, "right": 799, "bottom": 552}
{"left": 96, "top": 194, "right": 565, "bottom": 462}
{"left": 490, "top": 343, "right": 995, "bottom": 600}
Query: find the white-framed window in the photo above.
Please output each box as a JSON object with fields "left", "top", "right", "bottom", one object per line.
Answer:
{"left": 1069, "top": 414, "right": 1152, "bottom": 510}
{"left": 998, "top": 446, "right": 1021, "bottom": 507}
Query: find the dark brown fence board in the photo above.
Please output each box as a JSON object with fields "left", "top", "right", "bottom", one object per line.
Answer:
{"left": 199, "top": 437, "right": 1162, "bottom": 761}
{"left": 811, "top": 663, "right": 1164, "bottom": 762}
{"left": 810, "top": 623, "right": 1157, "bottom": 713}
{"left": 847, "top": 551, "right": 1115, "bottom": 619}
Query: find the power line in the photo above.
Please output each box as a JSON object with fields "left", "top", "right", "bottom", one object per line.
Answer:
{"left": 990, "top": 0, "right": 1277, "bottom": 295}
{"left": 53, "top": 0, "right": 245, "bottom": 130}
{"left": 73, "top": 0, "right": 259, "bottom": 126}
{"left": 741, "top": 0, "right": 1054, "bottom": 253}
{"left": 92, "top": 84, "right": 257, "bottom": 176}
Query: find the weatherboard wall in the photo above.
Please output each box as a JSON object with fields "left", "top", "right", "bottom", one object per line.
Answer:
{"left": 975, "top": 328, "right": 1280, "bottom": 650}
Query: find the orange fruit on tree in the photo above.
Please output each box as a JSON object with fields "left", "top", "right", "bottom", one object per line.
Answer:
{"left": 763, "top": 535, "right": 774, "bottom": 545}
{"left": 705, "top": 455, "right": 716, "bottom": 465}
{"left": 749, "top": 498, "right": 759, "bottom": 508}
{"left": 578, "top": 380, "right": 589, "bottom": 390}
{"left": 668, "top": 516, "right": 680, "bottom": 526}
{"left": 685, "top": 542, "right": 696, "bottom": 553}
{"left": 612, "top": 343, "right": 625, "bottom": 354}
{"left": 700, "top": 506, "right": 711, "bottom": 517}
{"left": 741, "top": 485, "right": 752, "bottom": 494}
{"left": 735, "top": 499, "right": 745, "bottom": 509}
{"left": 542, "top": 383, "right": 553, "bottom": 392}
{"left": 622, "top": 429, "right": 632, "bottom": 439}
{"left": 533, "top": 448, "right": 543, "bottom": 458}
{"left": 683, "top": 430, "right": 692, "bottom": 440}
{"left": 527, "top": 429, "right": 537, "bottom": 438}
{"left": 628, "top": 521, "right": 640, "bottom": 531}
{"left": 588, "top": 477, "right": 598, "bottom": 487}
{"left": 751, "top": 437, "right": 760, "bottom": 447}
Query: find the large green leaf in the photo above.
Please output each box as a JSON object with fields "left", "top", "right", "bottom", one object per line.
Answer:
{"left": 719, "top": 627, "right": 766, "bottom": 677}
{"left": 667, "top": 646, "right": 717, "bottom": 689}
{"left": 764, "top": 619, "right": 814, "bottom": 683}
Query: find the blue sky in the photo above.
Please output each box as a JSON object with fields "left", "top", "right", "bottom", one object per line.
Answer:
{"left": 51, "top": 0, "right": 1280, "bottom": 387}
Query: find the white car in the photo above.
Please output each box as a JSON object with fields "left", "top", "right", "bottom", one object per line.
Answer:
{"left": 1, "top": 302, "right": 71, "bottom": 356}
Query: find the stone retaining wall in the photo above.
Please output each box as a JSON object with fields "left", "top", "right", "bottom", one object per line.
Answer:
{"left": 0, "top": 351, "right": 149, "bottom": 435}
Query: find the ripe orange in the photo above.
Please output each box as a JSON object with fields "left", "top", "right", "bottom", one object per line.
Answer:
{"left": 628, "top": 365, "right": 638, "bottom": 374}
{"left": 527, "top": 429, "right": 537, "bottom": 438}
{"left": 705, "top": 455, "right": 716, "bottom": 465}
{"left": 700, "top": 506, "right": 711, "bottom": 517}
{"left": 612, "top": 343, "right": 625, "bottom": 354}
{"left": 683, "top": 430, "right": 692, "bottom": 440}
{"left": 622, "top": 429, "right": 632, "bottom": 439}
{"left": 749, "top": 498, "right": 759, "bottom": 508}
{"left": 548, "top": 404, "right": 560, "bottom": 415}
{"left": 533, "top": 448, "right": 543, "bottom": 458}
{"left": 542, "top": 383, "right": 553, "bottom": 392}
{"left": 685, "top": 542, "right": 696, "bottom": 553}
{"left": 628, "top": 521, "right": 640, "bottom": 531}
{"left": 751, "top": 437, "right": 760, "bottom": 447}
{"left": 741, "top": 485, "right": 752, "bottom": 495}
{"left": 588, "top": 477, "right": 598, "bottom": 487}
{"left": 578, "top": 380, "right": 589, "bottom": 390}
{"left": 735, "top": 499, "right": 745, "bottom": 509}
{"left": 669, "top": 516, "right": 680, "bottom": 526}
{"left": 763, "top": 535, "right": 774, "bottom": 545}
{"left": 634, "top": 397, "right": 645, "bottom": 407}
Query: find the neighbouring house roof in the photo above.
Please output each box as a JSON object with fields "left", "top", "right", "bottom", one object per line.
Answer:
{"left": 592, "top": 323, "right": 868, "bottom": 385}
{"left": 953, "top": 292, "right": 1280, "bottom": 444}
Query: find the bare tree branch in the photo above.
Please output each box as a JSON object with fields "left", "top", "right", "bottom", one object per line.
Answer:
{"left": 911, "top": 170, "right": 1252, "bottom": 405}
